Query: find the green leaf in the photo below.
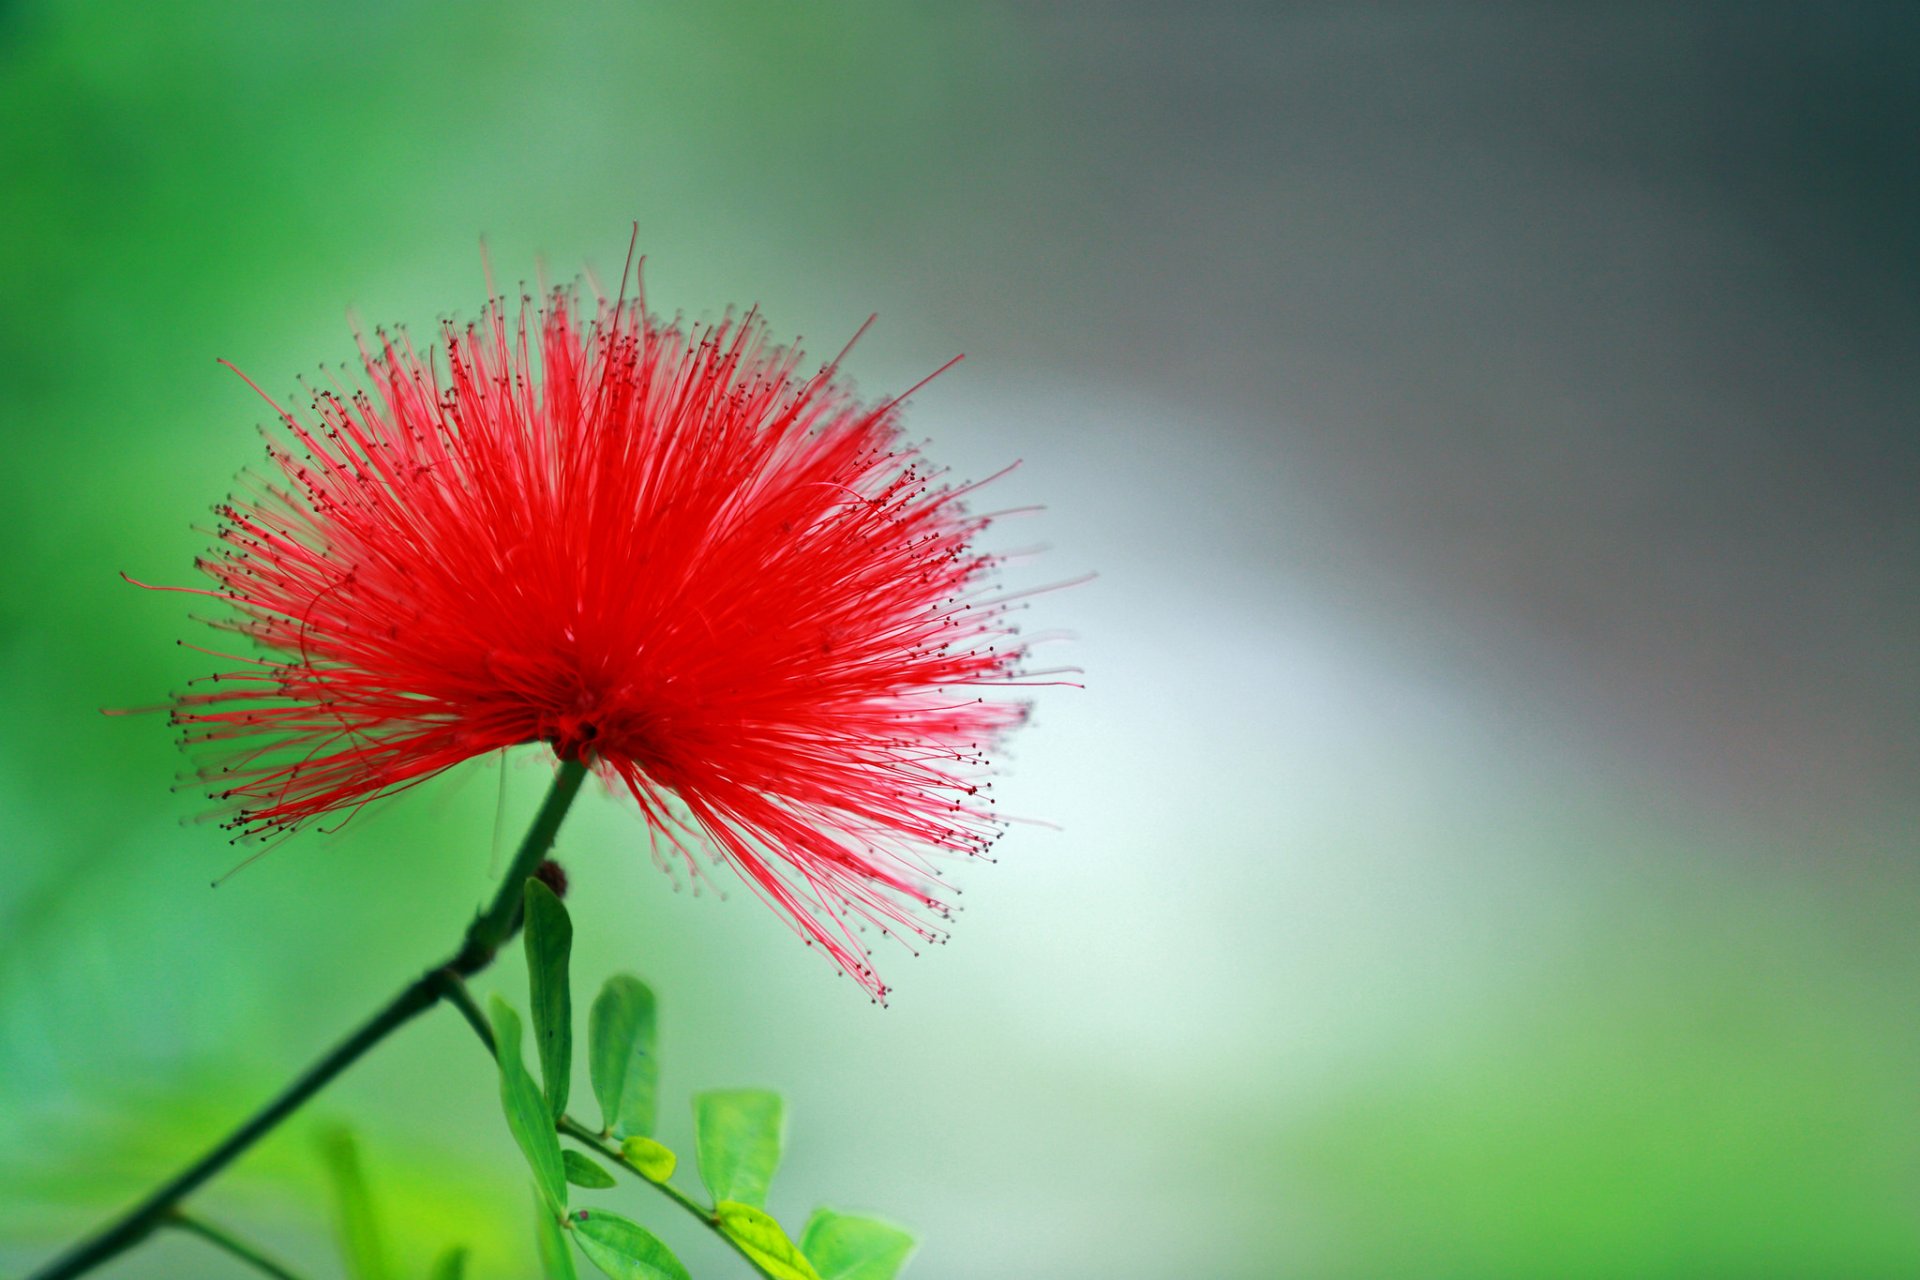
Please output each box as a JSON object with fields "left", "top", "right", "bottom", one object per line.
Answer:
{"left": 572, "top": 1208, "right": 692, "bottom": 1280}
{"left": 620, "top": 1135, "right": 677, "bottom": 1183}
{"left": 693, "top": 1089, "right": 784, "bottom": 1208}
{"left": 524, "top": 877, "right": 574, "bottom": 1120}
{"left": 428, "top": 1246, "right": 468, "bottom": 1280}
{"left": 588, "top": 974, "right": 658, "bottom": 1138}
{"left": 533, "top": 1189, "right": 579, "bottom": 1280}
{"left": 491, "top": 995, "right": 568, "bottom": 1214}
{"left": 563, "top": 1148, "right": 617, "bottom": 1189}
{"left": 716, "top": 1201, "right": 822, "bottom": 1280}
{"left": 319, "top": 1126, "right": 391, "bottom": 1280}
{"left": 799, "top": 1209, "right": 918, "bottom": 1280}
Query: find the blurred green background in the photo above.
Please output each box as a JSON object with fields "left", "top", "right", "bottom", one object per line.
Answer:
{"left": 3, "top": 3, "right": 1918, "bottom": 1277}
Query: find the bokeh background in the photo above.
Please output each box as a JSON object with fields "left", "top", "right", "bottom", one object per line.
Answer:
{"left": 3, "top": 3, "right": 1918, "bottom": 1277}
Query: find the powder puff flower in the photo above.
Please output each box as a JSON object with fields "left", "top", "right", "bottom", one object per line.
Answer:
{"left": 160, "top": 261, "right": 1039, "bottom": 999}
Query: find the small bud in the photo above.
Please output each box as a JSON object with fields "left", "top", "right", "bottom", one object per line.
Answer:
{"left": 533, "top": 859, "right": 568, "bottom": 899}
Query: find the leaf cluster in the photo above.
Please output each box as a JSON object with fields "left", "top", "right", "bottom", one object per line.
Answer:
{"left": 491, "top": 878, "right": 917, "bottom": 1280}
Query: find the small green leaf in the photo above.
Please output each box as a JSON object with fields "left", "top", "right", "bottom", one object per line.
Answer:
{"left": 572, "top": 1209, "right": 692, "bottom": 1280}
{"left": 428, "top": 1246, "right": 468, "bottom": 1280}
{"left": 620, "top": 1135, "right": 677, "bottom": 1183}
{"left": 716, "top": 1201, "right": 822, "bottom": 1280}
{"left": 693, "top": 1089, "right": 784, "bottom": 1208}
{"left": 319, "top": 1126, "right": 391, "bottom": 1280}
{"left": 588, "top": 974, "right": 658, "bottom": 1138}
{"left": 799, "top": 1209, "right": 918, "bottom": 1280}
{"left": 533, "top": 1190, "right": 579, "bottom": 1280}
{"left": 524, "top": 877, "right": 574, "bottom": 1120}
{"left": 491, "top": 995, "right": 568, "bottom": 1214}
{"left": 563, "top": 1148, "right": 617, "bottom": 1189}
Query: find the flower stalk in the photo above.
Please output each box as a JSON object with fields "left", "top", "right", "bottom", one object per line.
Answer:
{"left": 27, "top": 756, "right": 590, "bottom": 1280}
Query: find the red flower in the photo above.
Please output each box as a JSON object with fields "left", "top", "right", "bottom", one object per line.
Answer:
{"left": 165, "top": 266, "right": 1034, "bottom": 999}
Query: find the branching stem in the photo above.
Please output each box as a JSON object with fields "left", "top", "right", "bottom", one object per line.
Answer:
{"left": 27, "top": 756, "right": 590, "bottom": 1280}
{"left": 166, "top": 1208, "right": 309, "bottom": 1280}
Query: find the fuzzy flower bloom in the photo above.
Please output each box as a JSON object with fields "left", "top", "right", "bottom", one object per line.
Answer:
{"left": 165, "top": 269, "right": 1034, "bottom": 998}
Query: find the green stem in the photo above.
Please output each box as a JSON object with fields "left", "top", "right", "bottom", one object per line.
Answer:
{"left": 166, "top": 1208, "right": 309, "bottom": 1280}
{"left": 438, "top": 973, "right": 777, "bottom": 1277}
{"left": 558, "top": 1119, "right": 776, "bottom": 1280}
{"left": 441, "top": 965, "right": 499, "bottom": 1053}
{"left": 28, "top": 756, "right": 590, "bottom": 1280}
{"left": 556, "top": 1117, "right": 714, "bottom": 1222}
{"left": 459, "top": 757, "right": 591, "bottom": 964}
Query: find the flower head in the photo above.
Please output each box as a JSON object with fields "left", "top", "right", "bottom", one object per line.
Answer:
{"left": 168, "top": 264, "right": 1033, "bottom": 998}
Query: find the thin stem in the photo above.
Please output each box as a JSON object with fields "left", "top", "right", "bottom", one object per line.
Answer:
{"left": 31, "top": 966, "right": 444, "bottom": 1277}
{"left": 28, "top": 756, "right": 591, "bottom": 1280}
{"left": 459, "top": 756, "right": 590, "bottom": 963}
{"left": 166, "top": 1209, "right": 308, "bottom": 1280}
{"left": 440, "top": 966, "right": 498, "bottom": 1054}
{"left": 557, "top": 1120, "right": 776, "bottom": 1279}
{"left": 557, "top": 1117, "right": 713, "bottom": 1222}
